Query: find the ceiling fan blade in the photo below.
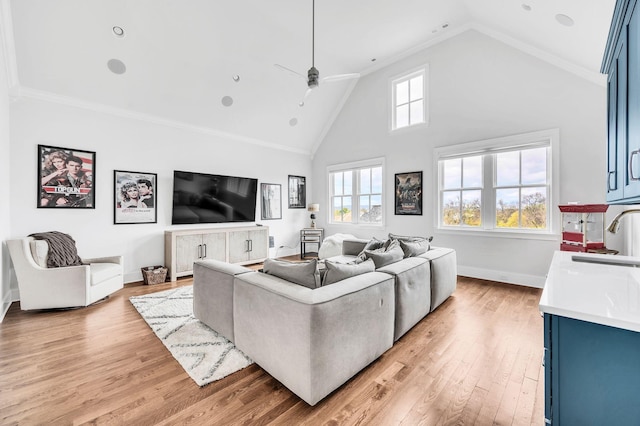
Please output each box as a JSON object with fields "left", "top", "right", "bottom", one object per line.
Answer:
{"left": 321, "top": 73, "right": 361, "bottom": 83}
{"left": 274, "top": 64, "right": 306, "bottom": 80}
{"left": 298, "top": 88, "right": 314, "bottom": 107}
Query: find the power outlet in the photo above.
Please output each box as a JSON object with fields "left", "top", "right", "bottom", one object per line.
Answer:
{"left": 269, "top": 236, "right": 275, "bottom": 248}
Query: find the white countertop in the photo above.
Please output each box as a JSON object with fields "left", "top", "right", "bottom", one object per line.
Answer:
{"left": 539, "top": 250, "right": 640, "bottom": 332}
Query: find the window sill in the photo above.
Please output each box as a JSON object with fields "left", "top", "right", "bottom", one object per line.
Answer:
{"left": 435, "top": 227, "right": 560, "bottom": 241}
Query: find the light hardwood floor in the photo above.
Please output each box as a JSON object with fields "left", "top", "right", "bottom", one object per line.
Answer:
{"left": 0, "top": 275, "right": 544, "bottom": 425}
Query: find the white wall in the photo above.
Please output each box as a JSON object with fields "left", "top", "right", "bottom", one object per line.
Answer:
{"left": 313, "top": 30, "right": 620, "bottom": 287}
{"left": 0, "top": 2, "right": 12, "bottom": 319}
{"left": 9, "top": 98, "right": 311, "bottom": 289}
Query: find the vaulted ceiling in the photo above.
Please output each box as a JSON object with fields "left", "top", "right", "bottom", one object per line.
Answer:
{"left": 2, "top": 0, "right": 616, "bottom": 155}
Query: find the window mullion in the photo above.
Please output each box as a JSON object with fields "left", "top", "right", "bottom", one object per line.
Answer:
{"left": 483, "top": 154, "right": 494, "bottom": 230}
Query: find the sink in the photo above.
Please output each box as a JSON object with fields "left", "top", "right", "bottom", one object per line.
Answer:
{"left": 572, "top": 255, "right": 640, "bottom": 268}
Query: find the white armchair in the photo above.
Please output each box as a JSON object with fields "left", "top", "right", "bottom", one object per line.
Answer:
{"left": 7, "top": 237, "right": 124, "bottom": 310}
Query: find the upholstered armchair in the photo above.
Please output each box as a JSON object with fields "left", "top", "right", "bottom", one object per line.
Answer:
{"left": 7, "top": 237, "right": 124, "bottom": 310}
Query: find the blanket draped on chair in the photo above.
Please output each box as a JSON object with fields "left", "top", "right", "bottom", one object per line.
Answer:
{"left": 28, "top": 231, "right": 83, "bottom": 268}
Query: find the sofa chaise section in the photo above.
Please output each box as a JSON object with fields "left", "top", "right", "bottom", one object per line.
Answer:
{"left": 233, "top": 270, "right": 395, "bottom": 406}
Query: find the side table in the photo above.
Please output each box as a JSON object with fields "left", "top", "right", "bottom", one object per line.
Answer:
{"left": 300, "top": 228, "right": 324, "bottom": 259}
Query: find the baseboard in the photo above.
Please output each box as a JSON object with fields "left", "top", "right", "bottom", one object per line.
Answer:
{"left": 457, "top": 265, "right": 545, "bottom": 288}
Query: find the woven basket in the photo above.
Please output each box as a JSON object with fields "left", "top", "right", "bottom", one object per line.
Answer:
{"left": 141, "top": 266, "right": 168, "bottom": 285}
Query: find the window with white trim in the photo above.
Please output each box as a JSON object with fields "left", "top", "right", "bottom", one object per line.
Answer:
{"left": 391, "top": 66, "right": 427, "bottom": 131}
{"left": 328, "top": 158, "right": 384, "bottom": 225}
{"left": 435, "top": 129, "right": 558, "bottom": 235}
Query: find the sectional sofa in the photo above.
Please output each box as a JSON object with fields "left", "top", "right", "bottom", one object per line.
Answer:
{"left": 192, "top": 237, "right": 456, "bottom": 405}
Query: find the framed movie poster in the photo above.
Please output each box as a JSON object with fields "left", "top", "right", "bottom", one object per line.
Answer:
{"left": 114, "top": 170, "right": 157, "bottom": 224}
{"left": 395, "top": 171, "right": 423, "bottom": 215}
{"left": 288, "top": 175, "right": 306, "bottom": 209}
{"left": 261, "top": 183, "right": 282, "bottom": 220}
{"left": 38, "top": 144, "right": 96, "bottom": 208}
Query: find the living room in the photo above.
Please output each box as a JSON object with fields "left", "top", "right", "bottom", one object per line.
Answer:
{"left": 0, "top": 0, "right": 635, "bottom": 423}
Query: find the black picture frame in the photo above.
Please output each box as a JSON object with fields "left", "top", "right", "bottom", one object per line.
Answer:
{"left": 38, "top": 144, "right": 96, "bottom": 209}
{"left": 288, "top": 175, "right": 306, "bottom": 209}
{"left": 395, "top": 171, "right": 423, "bottom": 215}
{"left": 114, "top": 170, "right": 158, "bottom": 224}
{"left": 261, "top": 183, "right": 282, "bottom": 220}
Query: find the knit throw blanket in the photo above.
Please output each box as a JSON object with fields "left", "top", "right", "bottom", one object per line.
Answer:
{"left": 29, "top": 231, "right": 83, "bottom": 268}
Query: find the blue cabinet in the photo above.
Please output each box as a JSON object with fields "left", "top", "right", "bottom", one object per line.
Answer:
{"left": 543, "top": 313, "right": 640, "bottom": 425}
{"left": 604, "top": 0, "right": 640, "bottom": 203}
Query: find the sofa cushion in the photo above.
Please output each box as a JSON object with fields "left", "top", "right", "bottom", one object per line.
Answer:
{"left": 322, "top": 258, "right": 375, "bottom": 286}
{"left": 29, "top": 240, "right": 49, "bottom": 268}
{"left": 399, "top": 239, "right": 430, "bottom": 257}
{"left": 263, "top": 258, "right": 321, "bottom": 289}
{"left": 365, "top": 240, "right": 404, "bottom": 268}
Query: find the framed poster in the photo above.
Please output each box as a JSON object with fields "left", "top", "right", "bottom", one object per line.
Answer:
{"left": 395, "top": 171, "right": 423, "bottom": 215}
{"left": 114, "top": 170, "right": 157, "bottom": 224}
{"left": 288, "top": 175, "right": 306, "bottom": 209}
{"left": 261, "top": 183, "right": 282, "bottom": 220}
{"left": 38, "top": 144, "right": 95, "bottom": 208}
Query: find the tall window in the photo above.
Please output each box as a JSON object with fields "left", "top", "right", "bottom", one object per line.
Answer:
{"left": 391, "top": 66, "right": 427, "bottom": 131}
{"left": 436, "top": 129, "right": 558, "bottom": 235}
{"left": 329, "top": 158, "right": 384, "bottom": 225}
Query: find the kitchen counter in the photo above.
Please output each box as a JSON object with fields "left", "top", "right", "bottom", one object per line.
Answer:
{"left": 539, "top": 250, "right": 640, "bottom": 332}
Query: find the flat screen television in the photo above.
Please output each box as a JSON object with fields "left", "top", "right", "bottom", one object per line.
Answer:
{"left": 171, "top": 170, "right": 258, "bottom": 224}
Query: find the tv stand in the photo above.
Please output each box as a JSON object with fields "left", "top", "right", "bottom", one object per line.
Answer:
{"left": 164, "top": 225, "right": 268, "bottom": 281}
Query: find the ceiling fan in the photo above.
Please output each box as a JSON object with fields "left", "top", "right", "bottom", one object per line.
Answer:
{"left": 274, "top": 0, "right": 360, "bottom": 107}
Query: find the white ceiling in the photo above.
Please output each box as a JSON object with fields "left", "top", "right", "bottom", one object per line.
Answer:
{"left": 2, "top": 0, "right": 616, "bottom": 155}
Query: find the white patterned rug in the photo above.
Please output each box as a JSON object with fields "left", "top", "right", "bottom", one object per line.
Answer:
{"left": 129, "top": 286, "right": 253, "bottom": 386}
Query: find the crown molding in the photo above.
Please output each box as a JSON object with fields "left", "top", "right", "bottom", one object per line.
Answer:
{"left": 17, "top": 86, "right": 312, "bottom": 156}
{"left": 470, "top": 23, "right": 606, "bottom": 87}
{"left": 359, "top": 22, "right": 606, "bottom": 87}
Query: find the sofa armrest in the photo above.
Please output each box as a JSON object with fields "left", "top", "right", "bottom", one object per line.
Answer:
{"left": 233, "top": 271, "right": 395, "bottom": 405}
{"left": 193, "top": 259, "right": 252, "bottom": 343}
{"left": 341, "top": 238, "right": 370, "bottom": 256}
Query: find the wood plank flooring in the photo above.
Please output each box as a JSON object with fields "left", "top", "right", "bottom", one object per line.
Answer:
{"left": 0, "top": 275, "right": 544, "bottom": 425}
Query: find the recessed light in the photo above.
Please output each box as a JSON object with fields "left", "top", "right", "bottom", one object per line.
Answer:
{"left": 371, "top": 58, "right": 376, "bottom": 62}
{"left": 299, "top": 101, "right": 304, "bottom": 107}
{"left": 112, "top": 26, "right": 125, "bottom": 37}
{"left": 221, "top": 96, "right": 233, "bottom": 107}
{"left": 522, "top": 4, "right": 532, "bottom": 11}
{"left": 107, "top": 58, "right": 126, "bottom": 74}
{"left": 442, "top": 23, "right": 449, "bottom": 29}
{"left": 555, "top": 14, "right": 574, "bottom": 27}
{"left": 232, "top": 75, "right": 240, "bottom": 82}
{"left": 289, "top": 118, "right": 298, "bottom": 127}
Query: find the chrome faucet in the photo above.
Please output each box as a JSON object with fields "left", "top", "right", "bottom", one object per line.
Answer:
{"left": 606, "top": 209, "right": 640, "bottom": 233}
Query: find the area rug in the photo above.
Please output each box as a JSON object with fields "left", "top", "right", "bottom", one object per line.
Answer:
{"left": 129, "top": 286, "right": 253, "bottom": 386}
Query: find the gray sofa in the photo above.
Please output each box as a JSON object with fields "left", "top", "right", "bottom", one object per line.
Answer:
{"left": 192, "top": 239, "right": 456, "bottom": 406}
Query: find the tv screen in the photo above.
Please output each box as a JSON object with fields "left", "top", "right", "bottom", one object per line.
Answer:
{"left": 171, "top": 170, "right": 258, "bottom": 224}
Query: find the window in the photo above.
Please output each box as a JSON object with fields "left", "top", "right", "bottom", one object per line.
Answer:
{"left": 391, "top": 66, "right": 428, "bottom": 131}
{"left": 435, "top": 129, "right": 559, "bottom": 236}
{"left": 328, "top": 158, "right": 384, "bottom": 225}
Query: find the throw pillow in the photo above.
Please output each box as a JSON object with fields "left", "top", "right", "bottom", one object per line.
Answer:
{"left": 322, "top": 258, "right": 375, "bottom": 286}
{"left": 355, "top": 237, "right": 385, "bottom": 263}
{"left": 263, "top": 258, "right": 321, "bottom": 289}
{"left": 399, "top": 239, "right": 430, "bottom": 257}
{"left": 388, "top": 233, "right": 434, "bottom": 243}
{"left": 365, "top": 239, "right": 404, "bottom": 268}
